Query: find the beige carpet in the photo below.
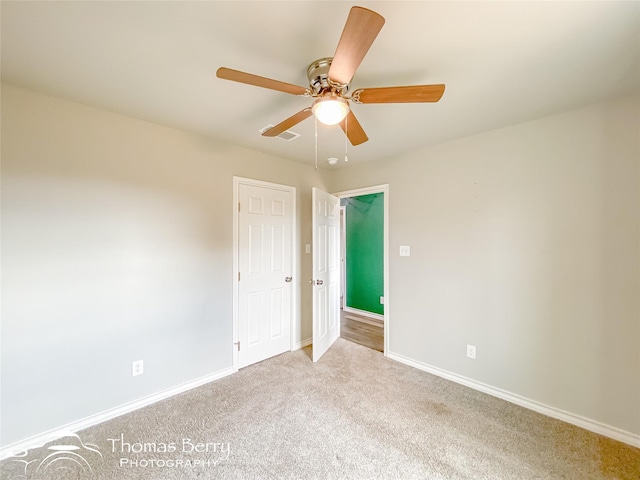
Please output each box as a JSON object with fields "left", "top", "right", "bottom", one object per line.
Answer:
{"left": 2, "top": 339, "right": 639, "bottom": 479}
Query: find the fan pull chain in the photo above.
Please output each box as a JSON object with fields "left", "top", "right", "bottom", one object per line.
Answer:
{"left": 314, "top": 116, "right": 318, "bottom": 170}
{"left": 344, "top": 114, "right": 349, "bottom": 162}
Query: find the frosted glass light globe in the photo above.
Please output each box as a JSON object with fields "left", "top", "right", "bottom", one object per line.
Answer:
{"left": 312, "top": 96, "right": 350, "bottom": 125}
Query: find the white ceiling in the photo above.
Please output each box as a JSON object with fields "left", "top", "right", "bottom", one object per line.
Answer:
{"left": 2, "top": 1, "right": 638, "bottom": 167}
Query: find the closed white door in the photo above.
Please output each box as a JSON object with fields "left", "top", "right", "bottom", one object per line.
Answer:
{"left": 238, "top": 183, "right": 293, "bottom": 368}
{"left": 312, "top": 188, "right": 341, "bottom": 362}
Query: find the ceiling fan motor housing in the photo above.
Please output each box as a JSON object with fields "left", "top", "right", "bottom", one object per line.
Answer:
{"left": 307, "top": 57, "right": 349, "bottom": 96}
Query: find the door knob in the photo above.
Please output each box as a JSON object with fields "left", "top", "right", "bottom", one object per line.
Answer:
{"left": 316, "top": 279, "right": 324, "bottom": 285}
{"left": 285, "top": 276, "right": 292, "bottom": 283}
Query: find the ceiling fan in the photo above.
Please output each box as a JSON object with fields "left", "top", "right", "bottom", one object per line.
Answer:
{"left": 216, "top": 6, "right": 445, "bottom": 146}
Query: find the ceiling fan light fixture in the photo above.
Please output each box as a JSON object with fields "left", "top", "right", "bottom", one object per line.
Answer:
{"left": 312, "top": 95, "right": 350, "bottom": 125}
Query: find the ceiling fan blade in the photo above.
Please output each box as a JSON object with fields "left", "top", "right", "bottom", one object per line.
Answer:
{"left": 353, "top": 84, "right": 446, "bottom": 104}
{"left": 262, "top": 108, "right": 313, "bottom": 137}
{"left": 339, "top": 110, "right": 368, "bottom": 146}
{"left": 328, "top": 7, "right": 385, "bottom": 86}
{"left": 216, "top": 67, "right": 309, "bottom": 96}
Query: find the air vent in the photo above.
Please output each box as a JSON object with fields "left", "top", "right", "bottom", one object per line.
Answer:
{"left": 259, "top": 125, "right": 301, "bottom": 141}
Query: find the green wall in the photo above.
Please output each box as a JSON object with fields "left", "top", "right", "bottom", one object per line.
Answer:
{"left": 343, "top": 193, "right": 384, "bottom": 315}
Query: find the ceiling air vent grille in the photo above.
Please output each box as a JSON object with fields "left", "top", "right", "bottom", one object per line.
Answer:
{"left": 259, "top": 125, "right": 301, "bottom": 141}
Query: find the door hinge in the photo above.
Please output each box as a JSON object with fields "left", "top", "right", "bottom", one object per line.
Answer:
{"left": 238, "top": 272, "right": 241, "bottom": 281}
{"left": 234, "top": 341, "right": 240, "bottom": 351}
{"left": 238, "top": 202, "right": 241, "bottom": 212}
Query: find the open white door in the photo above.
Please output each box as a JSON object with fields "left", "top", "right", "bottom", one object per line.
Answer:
{"left": 312, "top": 188, "right": 341, "bottom": 362}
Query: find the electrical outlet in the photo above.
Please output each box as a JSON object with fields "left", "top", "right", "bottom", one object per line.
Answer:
{"left": 399, "top": 245, "right": 411, "bottom": 257}
{"left": 466, "top": 345, "right": 476, "bottom": 359}
{"left": 132, "top": 359, "right": 144, "bottom": 377}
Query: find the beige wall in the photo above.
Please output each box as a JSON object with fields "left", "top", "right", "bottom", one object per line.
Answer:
{"left": 0, "top": 84, "right": 324, "bottom": 446}
{"left": 327, "top": 93, "right": 640, "bottom": 436}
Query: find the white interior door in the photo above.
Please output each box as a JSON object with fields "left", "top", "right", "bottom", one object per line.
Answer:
{"left": 312, "top": 188, "right": 340, "bottom": 362}
{"left": 238, "top": 183, "right": 293, "bottom": 368}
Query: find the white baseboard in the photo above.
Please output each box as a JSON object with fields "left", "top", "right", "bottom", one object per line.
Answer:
{"left": 343, "top": 306, "right": 384, "bottom": 321}
{"left": 293, "top": 337, "right": 312, "bottom": 350}
{"left": 387, "top": 351, "right": 640, "bottom": 448}
{"left": 0, "top": 366, "right": 235, "bottom": 460}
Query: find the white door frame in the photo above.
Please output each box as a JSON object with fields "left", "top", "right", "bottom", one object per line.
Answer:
{"left": 232, "top": 176, "right": 297, "bottom": 371}
{"left": 333, "top": 184, "right": 389, "bottom": 356}
{"left": 339, "top": 206, "right": 346, "bottom": 309}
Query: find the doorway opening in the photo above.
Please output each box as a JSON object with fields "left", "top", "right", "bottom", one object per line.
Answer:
{"left": 334, "top": 185, "right": 389, "bottom": 355}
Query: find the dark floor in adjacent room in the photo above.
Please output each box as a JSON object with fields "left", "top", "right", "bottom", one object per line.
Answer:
{"left": 340, "top": 310, "right": 384, "bottom": 352}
